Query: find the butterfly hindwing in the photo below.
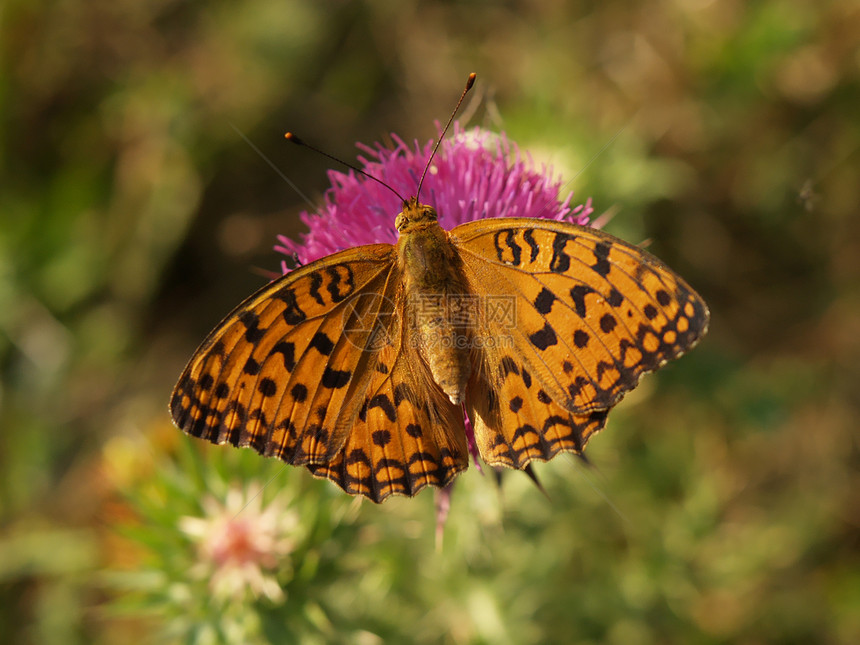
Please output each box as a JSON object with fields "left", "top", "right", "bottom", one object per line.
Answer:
{"left": 170, "top": 244, "right": 400, "bottom": 466}
{"left": 466, "top": 348, "right": 609, "bottom": 469}
{"left": 452, "top": 218, "right": 709, "bottom": 416}
{"left": 306, "top": 334, "right": 469, "bottom": 502}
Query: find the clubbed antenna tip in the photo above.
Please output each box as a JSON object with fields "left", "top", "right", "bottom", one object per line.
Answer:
{"left": 284, "top": 131, "right": 405, "bottom": 203}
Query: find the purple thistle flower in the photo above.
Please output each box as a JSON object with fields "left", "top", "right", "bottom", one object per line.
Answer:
{"left": 276, "top": 123, "right": 594, "bottom": 268}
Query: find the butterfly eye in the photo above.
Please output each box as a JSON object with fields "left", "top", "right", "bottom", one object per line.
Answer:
{"left": 420, "top": 205, "right": 438, "bottom": 222}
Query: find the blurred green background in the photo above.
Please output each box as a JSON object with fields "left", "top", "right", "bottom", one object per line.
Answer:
{"left": 2, "top": 0, "right": 859, "bottom": 643}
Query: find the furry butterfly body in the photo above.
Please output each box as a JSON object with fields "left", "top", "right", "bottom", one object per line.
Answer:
{"left": 171, "top": 197, "right": 709, "bottom": 502}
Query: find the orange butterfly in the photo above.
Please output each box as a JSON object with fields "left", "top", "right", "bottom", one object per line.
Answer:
{"left": 171, "top": 201, "right": 709, "bottom": 502}
{"left": 171, "top": 78, "right": 709, "bottom": 503}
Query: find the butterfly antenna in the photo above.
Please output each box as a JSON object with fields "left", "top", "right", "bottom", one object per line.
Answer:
{"left": 416, "top": 72, "right": 477, "bottom": 201}
{"left": 284, "top": 132, "right": 406, "bottom": 203}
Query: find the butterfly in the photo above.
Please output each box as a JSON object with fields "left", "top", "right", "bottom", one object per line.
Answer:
{"left": 170, "top": 196, "right": 710, "bottom": 502}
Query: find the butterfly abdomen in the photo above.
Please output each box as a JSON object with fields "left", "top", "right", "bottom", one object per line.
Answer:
{"left": 397, "top": 203, "right": 472, "bottom": 405}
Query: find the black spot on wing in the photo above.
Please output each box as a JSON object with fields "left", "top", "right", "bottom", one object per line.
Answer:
{"left": 238, "top": 311, "right": 264, "bottom": 343}
{"left": 592, "top": 242, "right": 611, "bottom": 277}
{"left": 310, "top": 332, "right": 335, "bottom": 356}
{"left": 567, "top": 376, "right": 588, "bottom": 400}
{"left": 522, "top": 229, "right": 540, "bottom": 263}
{"left": 493, "top": 229, "right": 522, "bottom": 266}
{"left": 346, "top": 447, "right": 371, "bottom": 466}
{"left": 220, "top": 402, "right": 247, "bottom": 444}
{"left": 326, "top": 264, "right": 355, "bottom": 303}
{"left": 312, "top": 425, "right": 329, "bottom": 444}
{"left": 275, "top": 287, "right": 307, "bottom": 325}
{"left": 290, "top": 383, "right": 308, "bottom": 402}
{"left": 372, "top": 430, "right": 392, "bottom": 446}
{"left": 308, "top": 271, "right": 325, "bottom": 306}
{"left": 569, "top": 285, "right": 595, "bottom": 318}
{"left": 243, "top": 357, "right": 261, "bottom": 375}
{"left": 600, "top": 314, "right": 617, "bottom": 333}
{"left": 272, "top": 341, "right": 296, "bottom": 371}
{"left": 499, "top": 356, "right": 519, "bottom": 378}
{"left": 258, "top": 378, "right": 277, "bottom": 397}
{"left": 368, "top": 394, "right": 397, "bottom": 422}
{"left": 509, "top": 396, "right": 524, "bottom": 413}
{"left": 521, "top": 367, "right": 532, "bottom": 389}
{"left": 321, "top": 367, "right": 351, "bottom": 389}
{"left": 533, "top": 287, "right": 556, "bottom": 315}
{"left": 529, "top": 323, "right": 558, "bottom": 350}
{"left": 607, "top": 288, "right": 624, "bottom": 307}
{"left": 550, "top": 232, "right": 576, "bottom": 273}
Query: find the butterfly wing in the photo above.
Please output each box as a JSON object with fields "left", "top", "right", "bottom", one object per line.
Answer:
{"left": 465, "top": 353, "right": 611, "bottom": 469}
{"left": 306, "top": 329, "right": 469, "bottom": 502}
{"left": 171, "top": 244, "right": 400, "bottom": 467}
{"left": 451, "top": 218, "right": 709, "bottom": 468}
{"left": 170, "top": 243, "right": 468, "bottom": 502}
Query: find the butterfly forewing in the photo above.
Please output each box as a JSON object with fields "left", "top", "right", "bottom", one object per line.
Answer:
{"left": 171, "top": 245, "right": 399, "bottom": 464}
{"left": 452, "top": 218, "right": 709, "bottom": 417}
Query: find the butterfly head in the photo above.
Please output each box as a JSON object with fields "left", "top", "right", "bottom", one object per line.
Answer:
{"left": 395, "top": 197, "right": 438, "bottom": 234}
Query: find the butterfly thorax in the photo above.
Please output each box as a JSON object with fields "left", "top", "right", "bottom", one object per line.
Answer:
{"left": 395, "top": 198, "right": 472, "bottom": 405}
